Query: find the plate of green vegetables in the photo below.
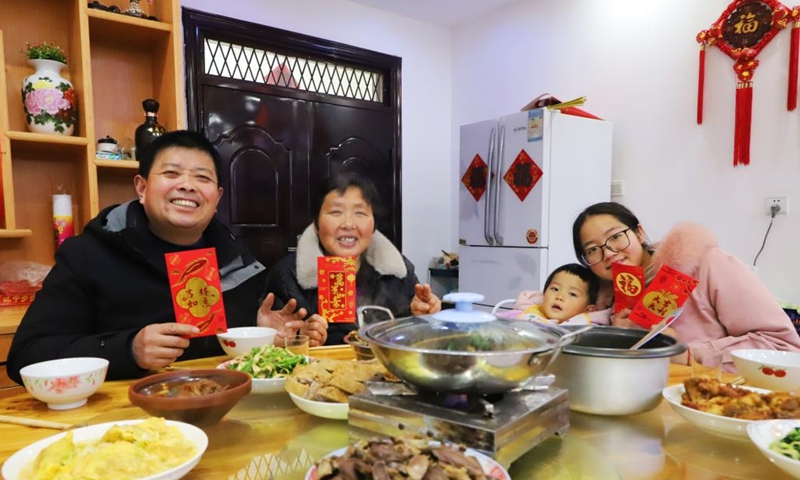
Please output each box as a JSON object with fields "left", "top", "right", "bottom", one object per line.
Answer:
{"left": 218, "top": 345, "right": 309, "bottom": 394}
{"left": 747, "top": 419, "right": 800, "bottom": 478}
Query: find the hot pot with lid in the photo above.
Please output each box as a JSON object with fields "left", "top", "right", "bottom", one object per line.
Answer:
{"left": 358, "top": 292, "right": 587, "bottom": 394}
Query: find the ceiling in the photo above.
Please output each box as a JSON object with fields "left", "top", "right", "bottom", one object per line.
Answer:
{"left": 345, "top": 0, "right": 519, "bottom": 28}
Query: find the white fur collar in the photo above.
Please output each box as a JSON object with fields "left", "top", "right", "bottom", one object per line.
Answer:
{"left": 295, "top": 224, "right": 408, "bottom": 289}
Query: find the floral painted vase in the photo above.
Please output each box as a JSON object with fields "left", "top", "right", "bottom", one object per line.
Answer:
{"left": 21, "top": 59, "right": 78, "bottom": 135}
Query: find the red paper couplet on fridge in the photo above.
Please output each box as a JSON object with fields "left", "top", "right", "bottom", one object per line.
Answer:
{"left": 318, "top": 256, "right": 357, "bottom": 323}
{"left": 166, "top": 248, "right": 227, "bottom": 338}
{"left": 628, "top": 265, "right": 699, "bottom": 329}
{"left": 503, "top": 149, "right": 542, "bottom": 202}
{"left": 612, "top": 262, "right": 645, "bottom": 313}
{"left": 461, "top": 154, "right": 488, "bottom": 202}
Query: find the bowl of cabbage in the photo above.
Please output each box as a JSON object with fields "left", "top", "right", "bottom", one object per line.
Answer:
{"left": 219, "top": 344, "right": 308, "bottom": 394}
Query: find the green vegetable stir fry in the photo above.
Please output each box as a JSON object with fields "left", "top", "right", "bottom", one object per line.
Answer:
{"left": 225, "top": 345, "right": 308, "bottom": 379}
{"left": 770, "top": 427, "right": 800, "bottom": 460}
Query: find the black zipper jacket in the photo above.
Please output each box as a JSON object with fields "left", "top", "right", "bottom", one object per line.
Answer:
{"left": 7, "top": 201, "right": 266, "bottom": 382}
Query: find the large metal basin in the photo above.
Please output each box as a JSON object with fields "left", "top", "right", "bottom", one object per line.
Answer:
{"left": 360, "top": 313, "right": 581, "bottom": 394}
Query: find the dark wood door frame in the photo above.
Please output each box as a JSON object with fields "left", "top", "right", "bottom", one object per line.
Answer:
{"left": 182, "top": 8, "right": 403, "bottom": 247}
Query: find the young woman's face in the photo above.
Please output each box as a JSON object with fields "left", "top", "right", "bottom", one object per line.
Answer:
{"left": 316, "top": 187, "right": 375, "bottom": 259}
{"left": 578, "top": 214, "right": 647, "bottom": 281}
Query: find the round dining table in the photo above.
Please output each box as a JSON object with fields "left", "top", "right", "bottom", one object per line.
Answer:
{"left": 0, "top": 345, "right": 791, "bottom": 480}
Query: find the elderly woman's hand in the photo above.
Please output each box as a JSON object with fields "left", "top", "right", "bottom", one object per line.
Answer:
{"left": 302, "top": 314, "right": 328, "bottom": 347}
{"left": 410, "top": 284, "right": 442, "bottom": 316}
{"left": 258, "top": 293, "right": 317, "bottom": 345}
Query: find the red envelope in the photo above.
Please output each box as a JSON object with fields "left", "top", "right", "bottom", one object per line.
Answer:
{"left": 612, "top": 263, "right": 645, "bottom": 313}
{"left": 317, "top": 256, "right": 357, "bottom": 323}
{"left": 629, "top": 265, "right": 699, "bottom": 329}
{"left": 165, "top": 248, "right": 227, "bottom": 338}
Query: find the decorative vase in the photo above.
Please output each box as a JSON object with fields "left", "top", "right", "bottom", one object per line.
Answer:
{"left": 21, "top": 59, "right": 77, "bottom": 136}
{"left": 123, "top": 0, "right": 146, "bottom": 18}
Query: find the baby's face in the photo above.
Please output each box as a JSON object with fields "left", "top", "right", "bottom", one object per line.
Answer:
{"left": 541, "top": 272, "right": 592, "bottom": 322}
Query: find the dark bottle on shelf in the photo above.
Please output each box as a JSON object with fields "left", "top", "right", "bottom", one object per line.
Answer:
{"left": 134, "top": 99, "right": 166, "bottom": 160}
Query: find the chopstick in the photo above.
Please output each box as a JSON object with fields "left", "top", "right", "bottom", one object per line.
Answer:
{"left": 0, "top": 414, "right": 72, "bottom": 430}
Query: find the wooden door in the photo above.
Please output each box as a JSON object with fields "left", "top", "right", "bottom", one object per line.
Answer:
{"left": 183, "top": 9, "right": 402, "bottom": 272}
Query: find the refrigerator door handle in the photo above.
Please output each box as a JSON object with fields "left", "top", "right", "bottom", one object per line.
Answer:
{"left": 493, "top": 125, "right": 506, "bottom": 245}
{"left": 483, "top": 128, "right": 496, "bottom": 245}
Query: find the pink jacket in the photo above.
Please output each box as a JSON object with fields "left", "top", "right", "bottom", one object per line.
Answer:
{"left": 644, "top": 223, "right": 800, "bottom": 370}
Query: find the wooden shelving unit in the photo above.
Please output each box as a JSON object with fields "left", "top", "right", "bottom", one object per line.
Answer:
{"left": 0, "top": 0, "right": 185, "bottom": 394}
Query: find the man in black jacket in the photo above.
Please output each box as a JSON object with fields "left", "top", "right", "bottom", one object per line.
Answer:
{"left": 8, "top": 130, "right": 326, "bottom": 382}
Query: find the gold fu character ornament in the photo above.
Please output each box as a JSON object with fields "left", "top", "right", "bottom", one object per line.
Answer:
{"left": 697, "top": 0, "right": 800, "bottom": 166}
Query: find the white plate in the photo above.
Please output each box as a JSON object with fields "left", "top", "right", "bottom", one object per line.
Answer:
{"left": 289, "top": 392, "right": 348, "bottom": 420}
{"left": 1, "top": 419, "right": 208, "bottom": 480}
{"left": 747, "top": 419, "right": 800, "bottom": 479}
{"left": 303, "top": 444, "right": 510, "bottom": 480}
{"left": 217, "top": 359, "right": 287, "bottom": 394}
{"left": 663, "top": 384, "right": 772, "bottom": 440}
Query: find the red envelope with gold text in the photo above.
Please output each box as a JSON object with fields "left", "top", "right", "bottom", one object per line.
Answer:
{"left": 165, "top": 248, "right": 227, "bottom": 338}
{"left": 628, "top": 265, "right": 698, "bottom": 329}
{"left": 317, "top": 256, "right": 356, "bottom": 323}
{"left": 612, "top": 263, "right": 645, "bottom": 313}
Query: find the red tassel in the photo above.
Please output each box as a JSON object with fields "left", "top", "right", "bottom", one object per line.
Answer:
{"left": 790, "top": 24, "right": 799, "bottom": 111}
{"left": 734, "top": 83, "right": 753, "bottom": 166}
{"left": 697, "top": 45, "right": 706, "bottom": 125}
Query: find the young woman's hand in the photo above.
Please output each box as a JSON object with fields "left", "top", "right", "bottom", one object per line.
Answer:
{"left": 610, "top": 307, "right": 642, "bottom": 329}
{"left": 410, "top": 284, "right": 442, "bottom": 316}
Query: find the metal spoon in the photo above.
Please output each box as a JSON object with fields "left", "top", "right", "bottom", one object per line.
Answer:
{"left": 629, "top": 307, "right": 685, "bottom": 350}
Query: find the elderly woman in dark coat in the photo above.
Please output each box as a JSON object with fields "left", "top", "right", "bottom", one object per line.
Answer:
{"left": 260, "top": 173, "right": 441, "bottom": 345}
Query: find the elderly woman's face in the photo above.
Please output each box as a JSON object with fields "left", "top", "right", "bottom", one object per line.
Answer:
{"left": 316, "top": 187, "right": 375, "bottom": 258}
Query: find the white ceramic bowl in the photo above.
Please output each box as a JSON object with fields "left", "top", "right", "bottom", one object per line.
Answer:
{"left": 216, "top": 327, "right": 277, "bottom": 357}
{"left": 732, "top": 349, "right": 800, "bottom": 391}
{"left": 20, "top": 357, "right": 109, "bottom": 410}
{"left": 289, "top": 392, "right": 348, "bottom": 420}
{"left": 747, "top": 419, "right": 800, "bottom": 479}
{"left": 1, "top": 419, "right": 207, "bottom": 480}
{"left": 304, "top": 443, "right": 510, "bottom": 480}
{"left": 662, "top": 384, "right": 772, "bottom": 440}
{"left": 217, "top": 359, "right": 286, "bottom": 394}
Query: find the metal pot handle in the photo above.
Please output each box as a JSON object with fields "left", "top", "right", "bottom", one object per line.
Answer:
{"left": 536, "top": 325, "right": 593, "bottom": 369}
{"left": 356, "top": 306, "right": 395, "bottom": 329}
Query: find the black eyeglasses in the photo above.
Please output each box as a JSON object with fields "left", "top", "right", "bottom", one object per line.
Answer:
{"left": 581, "top": 227, "right": 633, "bottom": 266}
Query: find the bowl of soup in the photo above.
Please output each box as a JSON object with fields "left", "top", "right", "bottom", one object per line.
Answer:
{"left": 128, "top": 369, "right": 251, "bottom": 426}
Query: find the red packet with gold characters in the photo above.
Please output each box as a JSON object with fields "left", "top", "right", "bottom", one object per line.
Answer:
{"left": 628, "top": 265, "right": 699, "bottom": 329}
{"left": 612, "top": 263, "right": 645, "bottom": 313}
{"left": 165, "top": 248, "right": 227, "bottom": 338}
{"left": 317, "top": 256, "right": 357, "bottom": 323}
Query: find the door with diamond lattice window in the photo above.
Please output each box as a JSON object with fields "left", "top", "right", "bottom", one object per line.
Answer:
{"left": 182, "top": 9, "right": 401, "bottom": 272}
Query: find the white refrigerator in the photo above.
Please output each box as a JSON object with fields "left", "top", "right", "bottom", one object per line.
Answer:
{"left": 458, "top": 108, "right": 613, "bottom": 308}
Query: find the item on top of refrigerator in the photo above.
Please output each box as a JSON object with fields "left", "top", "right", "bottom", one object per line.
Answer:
{"left": 520, "top": 94, "right": 602, "bottom": 120}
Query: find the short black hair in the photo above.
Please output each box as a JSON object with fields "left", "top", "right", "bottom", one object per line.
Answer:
{"left": 138, "top": 130, "right": 222, "bottom": 179}
{"left": 544, "top": 263, "right": 600, "bottom": 304}
{"left": 312, "top": 172, "right": 384, "bottom": 229}
{"left": 572, "top": 202, "right": 643, "bottom": 267}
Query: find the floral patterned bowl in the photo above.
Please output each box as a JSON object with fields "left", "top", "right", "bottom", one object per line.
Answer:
{"left": 20, "top": 357, "right": 109, "bottom": 410}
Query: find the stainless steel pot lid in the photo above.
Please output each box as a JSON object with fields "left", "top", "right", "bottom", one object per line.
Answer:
{"left": 561, "top": 325, "right": 687, "bottom": 359}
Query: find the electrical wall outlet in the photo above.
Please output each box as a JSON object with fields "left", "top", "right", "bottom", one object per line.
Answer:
{"left": 765, "top": 196, "right": 789, "bottom": 215}
{"left": 610, "top": 180, "right": 624, "bottom": 197}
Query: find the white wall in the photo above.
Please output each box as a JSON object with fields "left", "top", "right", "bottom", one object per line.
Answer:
{"left": 180, "top": 0, "right": 453, "bottom": 279}
{"left": 452, "top": 0, "right": 800, "bottom": 304}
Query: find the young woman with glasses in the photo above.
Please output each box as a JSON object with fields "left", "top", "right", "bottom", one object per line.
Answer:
{"left": 572, "top": 202, "right": 800, "bottom": 371}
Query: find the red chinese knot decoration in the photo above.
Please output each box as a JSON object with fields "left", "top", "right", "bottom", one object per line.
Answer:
{"left": 696, "top": 0, "right": 799, "bottom": 166}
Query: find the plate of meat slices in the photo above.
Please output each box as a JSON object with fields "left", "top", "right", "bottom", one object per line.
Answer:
{"left": 304, "top": 437, "right": 510, "bottom": 480}
{"left": 663, "top": 377, "right": 800, "bottom": 440}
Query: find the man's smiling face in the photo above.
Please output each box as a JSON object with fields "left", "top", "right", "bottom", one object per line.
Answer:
{"left": 134, "top": 146, "right": 223, "bottom": 245}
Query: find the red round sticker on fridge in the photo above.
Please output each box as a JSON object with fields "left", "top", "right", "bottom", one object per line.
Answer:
{"left": 526, "top": 229, "right": 539, "bottom": 245}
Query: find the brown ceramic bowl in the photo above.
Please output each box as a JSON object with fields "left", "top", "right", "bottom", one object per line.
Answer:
{"left": 344, "top": 331, "right": 374, "bottom": 361}
{"left": 128, "top": 369, "right": 251, "bottom": 426}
